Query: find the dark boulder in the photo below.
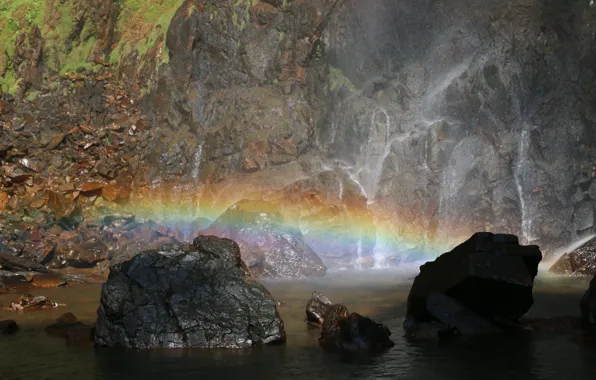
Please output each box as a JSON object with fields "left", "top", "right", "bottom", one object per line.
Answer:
{"left": 0, "top": 320, "right": 19, "bottom": 335}
{"left": 306, "top": 291, "right": 333, "bottom": 327}
{"left": 94, "top": 236, "right": 286, "bottom": 349}
{"left": 550, "top": 237, "right": 596, "bottom": 277}
{"left": 580, "top": 275, "right": 596, "bottom": 330}
{"left": 405, "top": 233, "right": 542, "bottom": 338}
{"left": 200, "top": 199, "right": 327, "bottom": 279}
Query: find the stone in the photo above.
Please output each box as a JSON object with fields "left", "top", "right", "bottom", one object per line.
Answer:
{"left": 200, "top": 199, "right": 326, "bottom": 279}
{"left": 0, "top": 320, "right": 19, "bottom": 335}
{"left": 55, "top": 238, "right": 108, "bottom": 268}
{"left": 425, "top": 292, "right": 501, "bottom": 335}
{"left": 406, "top": 233, "right": 542, "bottom": 331}
{"left": 30, "top": 273, "right": 67, "bottom": 288}
{"left": 550, "top": 236, "right": 596, "bottom": 277}
{"left": 0, "top": 252, "right": 50, "bottom": 273}
{"left": 318, "top": 304, "right": 394, "bottom": 352}
{"left": 94, "top": 236, "right": 286, "bottom": 349}
{"left": 580, "top": 275, "right": 596, "bottom": 330}
{"left": 45, "top": 312, "right": 95, "bottom": 344}
{"left": 306, "top": 291, "right": 333, "bottom": 327}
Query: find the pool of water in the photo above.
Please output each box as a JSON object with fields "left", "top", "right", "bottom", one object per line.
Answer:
{"left": 0, "top": 269, "right": 594, "bottom": 380}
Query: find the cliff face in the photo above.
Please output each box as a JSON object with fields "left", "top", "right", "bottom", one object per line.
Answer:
{"left": 1, "top": 0, "right": 596, "bottom": 268}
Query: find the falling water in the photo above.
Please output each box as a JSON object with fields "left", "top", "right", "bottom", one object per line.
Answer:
{"left": 191, "top": 143, "right": 203, "bottom": 180}
{"left": 355, "top": 237, "right": 363, "bottom": 270}
{"left": 514, "top": 125, "right": 533, "bottom": 244}
{"left": 359, "top": 107, "right": 391, "bottom": 199}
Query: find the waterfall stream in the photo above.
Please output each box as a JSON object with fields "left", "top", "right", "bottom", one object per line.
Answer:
{"left": 514, "top": 124, "right": 534, "bottom": 244}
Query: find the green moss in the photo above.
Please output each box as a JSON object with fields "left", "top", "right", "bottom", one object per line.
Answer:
{"left": 25, "top": 89, "right": 40, "bottom": 101}
{"left": 0, "top": 70, "right": 21, "bottom": 95}
{"left": 110, "top": 0, "right": 184, "bottom": 68}
{"left": 329, "top": 66, "right": 356, "bottom": 92}
{"left": 0, "top": 0, "right": 47, "bottom": 93}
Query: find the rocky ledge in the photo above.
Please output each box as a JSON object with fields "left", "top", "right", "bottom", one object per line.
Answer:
{"left": 94, "top": 235, "right": 286, "bottom": 349}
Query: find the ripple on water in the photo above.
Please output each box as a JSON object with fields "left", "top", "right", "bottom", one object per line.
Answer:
{"left": 0, "top": 272, "right": 595, "bottom": 380}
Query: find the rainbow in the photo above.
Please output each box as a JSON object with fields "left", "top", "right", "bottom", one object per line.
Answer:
{"left": 99, "top": 177, "right": 484, "bottom": 268}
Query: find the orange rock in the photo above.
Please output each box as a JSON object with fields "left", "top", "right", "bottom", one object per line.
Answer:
{"left": 102, "top": 184, "right": 130, "bottom": 202}
{"left": 30, "top": 273, "right": 67, "bottom": 288}
{"left": 79, "top": 181, "right": 106, "bottom": 192}
{"left": 0, "top": 191, "right": 8, "bottom": 212}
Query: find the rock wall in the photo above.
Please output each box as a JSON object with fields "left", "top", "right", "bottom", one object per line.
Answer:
{"left": 2, "top": 0, "right": 596, "bottom": 269}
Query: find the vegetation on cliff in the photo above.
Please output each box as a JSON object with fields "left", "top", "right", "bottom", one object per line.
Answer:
{"left": 0, "top": 0, "right": 184, "bottom": 97}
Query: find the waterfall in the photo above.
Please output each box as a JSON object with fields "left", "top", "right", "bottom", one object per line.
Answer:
{"left": 359, "top": 107, "right": 391, "bottom": 200}
{"left": 355, "top": 237, "right": 363, "bottom": 269}
{"left": 191, "top": 143, "right": 203, "bottom": 180}
{"left": 514, "top": 125, "right": 534, "bottom": 244}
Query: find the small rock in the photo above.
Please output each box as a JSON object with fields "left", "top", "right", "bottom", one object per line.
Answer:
{"left": 318, "top": 304, "right": 394, "bottom": 352}
{"left": 9, "top": 293, "right": 61, "bottom": 311}
{"left": 30, "top": 273, "right": 67, "bottom": 288}
{"left": 0, "top": 320, "right": 19, "bottom": 334}
{"left": 306, "top": 291, "right": 333, "bottom": 327}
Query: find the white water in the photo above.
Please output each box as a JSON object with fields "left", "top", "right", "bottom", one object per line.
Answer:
{"left": 545, "top": 233, "right": 596, "bottom": 265}
{"left": 514, "top": 125, "right": 534, "bottom": 244}
{"left": 355, "top": 237, "right": 363, "bottom": 270}
{"left": 191, "top": 143, "right": 203, "bottom": 180}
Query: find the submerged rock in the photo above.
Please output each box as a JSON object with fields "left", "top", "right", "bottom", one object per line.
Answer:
{"left": 405, "top": 232, "right": 542, "bottom": 339}
{"left": 200, "top": 199, "right": 326, "bottom": 279}
{"left": 581, "top": 275, "right": 596, "bottom": 330}
{"left": 0, "top": 320, "right": 19, "bottom": 335}
{"left": 306, "top": 291, "right": 333, "bottom": 327}
{"left": 95, "top": 235, "right": 286, "bottom": 349}
{"left": 45, "top": 312, "right": 94, "bottom": 344}
{"left": 550, "top": 237, "right": 596, "bottom": 277}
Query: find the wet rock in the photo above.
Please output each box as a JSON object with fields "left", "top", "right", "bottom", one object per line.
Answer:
{"left": 30, "top": 273, "right": 67, "bottom": 288}
{"left": 0, "top": 252, "right": 50, "bottom": 273}
{"left": 405, "top": 233, "right": 542, "bottom": 337}
{"left": 424, "top": 292, "right": 501, "bottom": 335}
{"left": 550, "top": 237, "right": 596, "bottom": 277}
{"left": 0, "top": 320, "right": 19, "bottom": 335}
{"left": 55, "top": 238, "right": 108, "bottom": 268}
{"left": 306, "top": 291, "right": 333, "bottom": 327}
{"left": 200, "top": 199, "right": 326, "bottom": 279}
{"left": 45, "top": 312, "right": 94, "bottom": 344}
{"left": 95, "top": 235, "right": 286, "bottom": 349}
{"left": 8, "top": 293, "right": 61, "bottom": 311}
{"left": 403, "top": 315, "right": 456, "bottom": 341}
{"left": 319, "top": 304, "right": 394, "bottom": 352}
{"left": 580, "top": 276, "right": 596, "bottom": 330}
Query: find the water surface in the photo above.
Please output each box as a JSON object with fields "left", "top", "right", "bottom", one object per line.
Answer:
{"left": 0, "top": 269, "right": 594, "bottom": 380}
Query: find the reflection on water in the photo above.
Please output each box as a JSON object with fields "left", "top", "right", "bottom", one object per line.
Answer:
{"left": 0, "top": 270, "right": 595, "bottom": 380}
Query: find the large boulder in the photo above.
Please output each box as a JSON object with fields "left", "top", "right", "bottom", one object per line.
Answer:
{"left": 405, "top": 232, "right": 542, "bottom": 337}
{"left": 550, "top": 237, "right": 596, "bottom": 277}
{"left": 580, "top": 276, "right": 596, "bottom": 330}
{"left": 94, "top": 236, "right": 286, "bottom": 349}
{"left": 200, "top": 199, "right": 326, "bottom": 279}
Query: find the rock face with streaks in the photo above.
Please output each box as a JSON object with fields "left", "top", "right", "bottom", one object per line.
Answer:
{"left": 94, "top": 236, "right": 286, "bottom": 349}
{"left": 200, "top": 199, "right": 327, "bottom": 279}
